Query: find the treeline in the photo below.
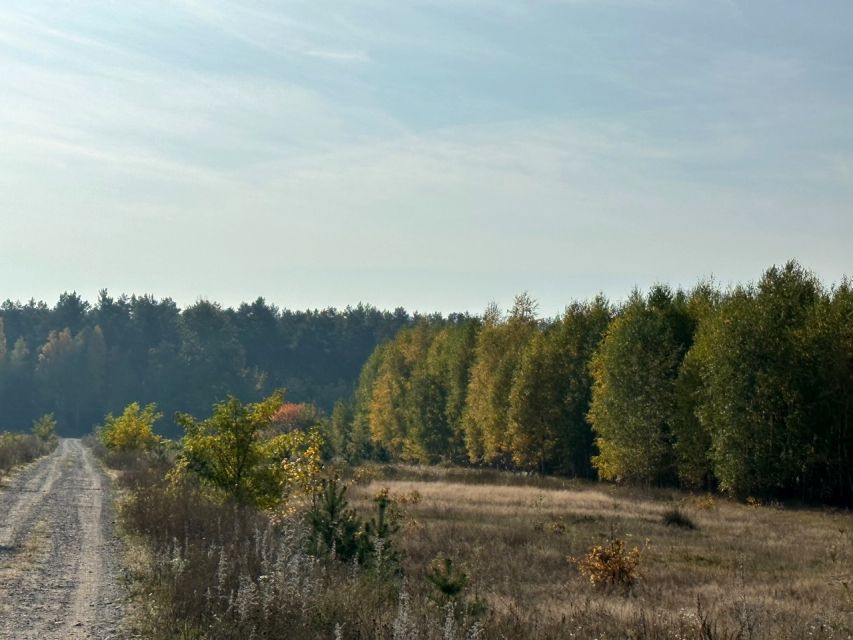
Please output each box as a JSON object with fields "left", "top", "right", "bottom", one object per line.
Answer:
{"left": 333, "top": 262, "right": 852, "bottom": 504}
{"left": 0, "top": 292, "right": 418, "bottom": 436}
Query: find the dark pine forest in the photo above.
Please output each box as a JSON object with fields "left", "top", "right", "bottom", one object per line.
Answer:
{"left": 0, "top": 291, "right": 419, "bottom": 437}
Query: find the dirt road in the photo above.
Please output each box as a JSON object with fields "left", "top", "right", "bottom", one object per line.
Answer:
{"left": 0, "top": 439, "right": 125, "bottom": 639}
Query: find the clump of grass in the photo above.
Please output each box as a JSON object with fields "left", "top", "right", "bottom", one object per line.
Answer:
{"left": 662, "top": 507, "right": 697, "bottom": 530}
{"left": 533, "top": 519, "right": 567, "bottom": 535}
{"left": 746, "top": 496, "right": 763, "bottom": 509}
{"left": 690, "top": 494, "right": 717, "bottom": 511}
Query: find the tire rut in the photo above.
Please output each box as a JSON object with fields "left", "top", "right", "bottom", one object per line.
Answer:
{"left": 0, "top": 439, "right": 126, "bottom": 639}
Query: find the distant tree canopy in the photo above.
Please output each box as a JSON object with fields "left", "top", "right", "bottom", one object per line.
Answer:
{"left": 335, "top": 262, "right": 852, "bottom": 505}
{"left": 0, "top": 292, "right": 417, "bottom": 437}
{"left": 2, "top": 261, "right": 850, "bottom": 504}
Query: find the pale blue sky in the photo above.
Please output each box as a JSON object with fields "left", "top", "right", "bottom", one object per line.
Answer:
{"left": 0, "top": 1, "right": 850, "bottom": 317}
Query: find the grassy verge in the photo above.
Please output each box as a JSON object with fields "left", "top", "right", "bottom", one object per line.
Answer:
{"left": 103, "top": 452, "right": 410, "bottom": 639}
{"left": 0, "top": 432, "right": 56, "bottom": 479}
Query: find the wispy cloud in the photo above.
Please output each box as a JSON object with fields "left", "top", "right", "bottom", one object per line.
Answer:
{"left": 168, "top": 0, "right": 372, "bottom": 64}
{"left": 0, "top": 11, "right": 125, "bottom": 55}
{"left": 302, "top": 48, "right": 371, "bottom": 63}
{"left": 0, "top": 0, "right": 850, "bottom": 313}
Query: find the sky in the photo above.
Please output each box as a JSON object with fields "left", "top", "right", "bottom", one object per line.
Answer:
{"left": 0, "top": 1, "right": 851, "bottom": 318}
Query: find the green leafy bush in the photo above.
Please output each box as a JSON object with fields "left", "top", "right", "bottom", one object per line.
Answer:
{"left": 174, "top": 392, "right": 323, "bottom": 509}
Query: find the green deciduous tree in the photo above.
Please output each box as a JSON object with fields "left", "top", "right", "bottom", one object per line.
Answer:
{"left": 508, "top": 297, "right": 611, "bottom": 475}
{"left": 441, "top": 319, "right": 480, "bottom": 461}
{"left": 463, "top": 295, "right": 538, "bottom": 465}
{"left": 366, "top": 343, "right": 409, "bottom": 458}
{"left": 328, "top": 398, "right": 354, "bottom": 458}
{"left": 689, "top": 262, "right": 848, "bottom": 501}
{"left": 348, "top": 318, "right": 479, "bottom": 465}
{"left": 349, "top": 345, "right": 387, "bottom": 461}
{"left": 507, "top": 330, "right": 562, "bottom": 472}
{"left": 588, "top": 286, "right": 694, "bottom": 484}
{"left": 365, "top": 323, "right": 436, "bottom": 461}
{"left": 175, "top": 392, "right": 323, "bottom": 508}
{"left": 669, "top": 282, "right": 721, "bottom": 489}
{"left": 821, "top": 280, "right": 853, "bottom": 502}
{"left": 410, "top": 320, "right": 479, "bottom": 462}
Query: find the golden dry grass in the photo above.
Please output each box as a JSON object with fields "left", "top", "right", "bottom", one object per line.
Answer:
{"left": 349, "top": 466, "right": 853, "bottom": 637}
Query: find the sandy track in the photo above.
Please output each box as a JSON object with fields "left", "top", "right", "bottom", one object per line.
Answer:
{"left": 0, "top": 439, "right": 125, "bottom": 639}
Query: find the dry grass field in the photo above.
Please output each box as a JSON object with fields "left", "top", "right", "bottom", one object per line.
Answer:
{"left": 105, "top": 452, "right": 852, "bottom": 639}
{"left": 348, "top": 465, "right": 853, "bottom": 639}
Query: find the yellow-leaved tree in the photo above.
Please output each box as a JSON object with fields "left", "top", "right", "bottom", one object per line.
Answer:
{"left": 99, "top": 402, "right": 162, "bottom": 453}
{"left": 174, "top": 391, "right": 323, "bottom": 509}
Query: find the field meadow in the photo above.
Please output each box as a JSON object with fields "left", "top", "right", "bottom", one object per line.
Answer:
{"left": 345, "top": 464, "right": 852, "bottom": 638}
{"left": 100, "top": 445, "right": 853, "bottom": 640}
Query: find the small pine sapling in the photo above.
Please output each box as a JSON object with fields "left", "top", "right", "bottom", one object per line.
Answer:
{"left": 308, "top": 476, "right": 362, "bottom": 562}
{"left": 359, "top": 487, "right": 402, "bottom": 570}
{"left": 426, "top": 554, "right": 468, "bottom": 601}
